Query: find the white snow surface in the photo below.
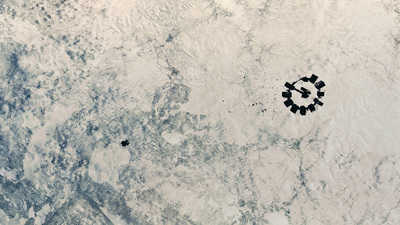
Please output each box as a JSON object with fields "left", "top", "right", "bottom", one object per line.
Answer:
{"left": 0, "top": 0, "right": 399, "bottom": 224}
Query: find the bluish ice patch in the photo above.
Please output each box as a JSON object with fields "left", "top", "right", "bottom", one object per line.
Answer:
{"left": 0, "top": 123, "right": 49, "bottom": 220}
{"left": 0, "top": 62, "right": 316, "bottom": 224}
{"left": 28, "top": 81, "right": 206, "bottom": 224}
{"left": 0, "top": 178, "right": 49, "bottom": 219}
{"left": 0, "top": 40, "right": 318, "bottom": 224}
{"left": 0, "top": 44, "right": 58, "bottom": 222}
{"left": 0, "top": 50, "right": 33, "bottom": 118}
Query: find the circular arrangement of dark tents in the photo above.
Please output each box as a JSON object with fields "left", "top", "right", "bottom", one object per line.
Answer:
{"left": 282, "top": 74, "right": 325, "bottom": 115}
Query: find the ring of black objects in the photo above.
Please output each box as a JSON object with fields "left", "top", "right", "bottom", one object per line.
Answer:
{"left": 282, "top": 74, "right": 325, "bottom": 116}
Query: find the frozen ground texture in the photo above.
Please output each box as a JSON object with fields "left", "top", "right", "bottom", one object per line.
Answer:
{"left": 0, "top": 0, "right": 400, "bottom": 224}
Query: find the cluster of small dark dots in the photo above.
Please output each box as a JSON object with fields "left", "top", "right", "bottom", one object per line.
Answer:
{"left": 251, "top": 102, "right": 262, "bottom": 107}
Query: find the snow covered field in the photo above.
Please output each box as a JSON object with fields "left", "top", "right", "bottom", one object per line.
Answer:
{"left": 0, "top": 0, "right": 399, "bottom": 224}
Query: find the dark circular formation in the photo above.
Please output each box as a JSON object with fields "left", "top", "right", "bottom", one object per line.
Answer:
{"left": 121, "top": 139, "right": 130, "bottom": 147}
{"left": 282, "top": 74, "right": 325, "bottom": 115}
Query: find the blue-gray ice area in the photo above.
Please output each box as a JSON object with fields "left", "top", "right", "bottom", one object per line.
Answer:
{"left": 0, "top": 1, "right": 400, "bottom": 224}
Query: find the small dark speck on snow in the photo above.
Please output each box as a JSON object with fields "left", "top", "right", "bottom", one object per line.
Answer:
{"left": 121, "top": 140, "right": 129, "bottom": 147}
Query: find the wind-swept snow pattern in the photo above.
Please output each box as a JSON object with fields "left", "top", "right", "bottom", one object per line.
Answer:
{"left": 0, "top": 0, "right": 399, "bottom": 224}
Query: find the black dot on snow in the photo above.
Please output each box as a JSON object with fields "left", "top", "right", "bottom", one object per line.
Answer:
{"left": 121, "top": 140, "right": 129, "bottom": 147}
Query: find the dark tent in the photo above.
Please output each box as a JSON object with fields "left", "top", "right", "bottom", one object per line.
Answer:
{"left": 300, "top": 106, "right": 307, "bottom": 115}
{"left": 313, "top": 98, "right": 324, "bottom": 106}
{"left": 284, "top": 82, "right": 295, "bottom": 90}
{"left": 307, "top": 104, "right": 316, "bottom": 112}
{"left": 314, "top": 81, "right": 325, "bottom": 89}
{"left": 309, "top": 74, "right": 318, "bottom": 83}
{"left": 290, "top": 104, "right": 299, "bottom": 113}
{"left": 282, "top": 91, "right": 292, "bottom": 98}
{"left": 284, "top": 99, "right": 294, "bottom": 107}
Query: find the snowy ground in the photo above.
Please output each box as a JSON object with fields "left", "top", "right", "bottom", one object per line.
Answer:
{"left": 0, "top": 0, "right": 400, "bottom": 224}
